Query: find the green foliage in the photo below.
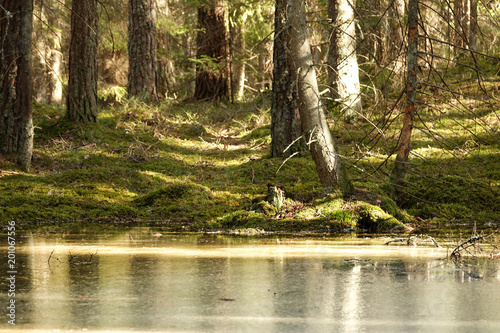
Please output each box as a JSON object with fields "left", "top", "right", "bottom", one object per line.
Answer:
{"left": 98, "top": 85, "right": 127, "bottom": 105}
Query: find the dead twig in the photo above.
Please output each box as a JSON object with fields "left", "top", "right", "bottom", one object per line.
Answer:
{"left": 48, "top": 250, "right": 54, "bottom": 264}
{"left": 450, "top": 235, "right": 484, "bottom": 259}
{"left": 88, "top": 250, "right": 98, "bottom": 263}
{"left": 129, "top": 233, "right": 137, "bottom": 246}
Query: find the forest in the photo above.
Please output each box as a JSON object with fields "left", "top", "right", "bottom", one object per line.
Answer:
{"left": 0, "top": 0, "right": 499, "bottom": 234}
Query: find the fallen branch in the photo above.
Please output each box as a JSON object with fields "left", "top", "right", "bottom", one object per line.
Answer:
{"left": 48, "top": 250, "right": 54, "bottom": 264}
{"left": 385, "top": 234, "right": 440, "bottom": 247}
{"left": 450, "top": 235, "right": 484, "bottom": 259}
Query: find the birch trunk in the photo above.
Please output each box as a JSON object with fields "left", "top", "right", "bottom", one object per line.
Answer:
{"left": 287, "top": 0, "right": 353, "bottom": 196}
{"left": 328, "top": 0, "right": 362, "bottom": 123}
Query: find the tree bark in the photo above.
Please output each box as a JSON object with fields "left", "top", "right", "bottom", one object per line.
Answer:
{"left": 468, "top": 0, "right": 478, "bottom": 50}
{"left": 32, "top": 0, "right": 63, "bottom": 105}
{"left": 0, "top": 0, "right": 34, "bottom": 171}
{"left": 287, "top": 0, "right": 354, "bottom": 196}
{"left": 195, "top": 0, "right": 229, "bottom": 101}
{"left": 128, "top": 0, "right": 158, "bottom": 102}
{"left": 453, "top": 0, "right": 465, "bottom": 49}
{"left": 390, "top": 0, "right": 418, "bottom": 205}
{"left": 230, "top": 7, "right": 246, "bottom": 101}
{"left": 389, "top": 0, "right": 406, "bottom": 73}
{"left": 271, "top": 0, "right": 304, "bottom": 158}
{"left": 157, "top": 0, "right": 176, "bottom": 99}
{"left": 67, "top": 0, "right": 98, "bottom": 122}
{"left": 328, "top": 0, "right": 362, "bottom": 123}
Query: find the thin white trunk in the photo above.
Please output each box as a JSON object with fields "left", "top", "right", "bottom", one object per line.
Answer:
{"left": 329, "top": 0, "right": 362, "bottom": 122}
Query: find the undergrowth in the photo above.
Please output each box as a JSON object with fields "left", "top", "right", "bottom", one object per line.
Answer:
{"left": 0, "top": 89, "right": 498, "bottom": 234}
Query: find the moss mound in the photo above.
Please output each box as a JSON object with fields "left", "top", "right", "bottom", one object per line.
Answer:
{"left": 357, "top": 203, "right": 406, "bottom": 232}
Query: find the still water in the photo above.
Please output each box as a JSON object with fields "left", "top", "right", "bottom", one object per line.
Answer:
{"left": 1, "top": 229, "right": 500, "bottom": 333}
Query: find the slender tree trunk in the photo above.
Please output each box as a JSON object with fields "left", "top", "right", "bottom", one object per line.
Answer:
{"left": 328, "top": 0, "right": 362, "bottom": 123}
{"left": 463, "top": 0, "right": 470, "bottom": 45}
{"left": 33, "top": 0, "right": 63, "bottom": 105}
{"left": 271, "top": 0, "right": 304, "bottom": 158}
{"left": 468, "top": 0, "right": 478, "bottom": 50}
{"left": 128, "top": 0, "right": 158, "bottom": 102}
{"left": 157, "top": 0, "right": 176, "bottom": 99}
{"left": 287, "top": 0, "right": 353, "bottom": 196}
{"left": 67, "top": 0, "right": 98, "bottom": 122}
{"left": 0, "top": 0, "right": 34, "bottom": 171}
{"left": 390, "top": 0, "right": 418, "bottom": 205}
{"left": 230, "top": 9, "right": 246, "bottom": 101}
{"left": 195, "top": 0, "right": 229, "bottom": 100}
{"left": 453, "top": 0, "right": 465, "bottom": 50}
{"left": 49, "top": 49, "right": 63, "bottom": 104}
{"left": 46, "top": 0, "right": 63, "bottom": 105}
{"left": 389, "top": 0, "right": 406, "bottom": 74}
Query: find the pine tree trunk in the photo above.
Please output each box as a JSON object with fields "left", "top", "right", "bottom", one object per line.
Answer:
{"left": 469, "top": 0, "right": 478, "bottom": 50}
{"left": 390, "top": 0, "right": 418, "bottom": 205}
{"left": 287, "top": 0, "right": 353, "bottom": 196}
{"left": 0, "top": 0, "right": 34, "bottom": 172}
{"left": 67, "top": 0, "right": 98, "bottom": 122}
{"left": 270, "top": 0, "right": 304, "bottom": 158}
{"left": 328, "top": 0, "right": 362, "bottom": 123}
{"left": 195, "top": 0, "right": 229, "bottom": 101}
{"left": 128, "top": 0, "right": 158, "bottom": 102}
{"left": 453, "top": 0, "right": 465, "bottom": 49}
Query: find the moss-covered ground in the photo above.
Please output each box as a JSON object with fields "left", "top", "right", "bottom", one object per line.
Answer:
{"left": 0, "top": 85, "right": 499, "bottom": 234}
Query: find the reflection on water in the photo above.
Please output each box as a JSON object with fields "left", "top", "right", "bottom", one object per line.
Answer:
{"left": 1, "top": 230, "right": 500, "bottom": 332}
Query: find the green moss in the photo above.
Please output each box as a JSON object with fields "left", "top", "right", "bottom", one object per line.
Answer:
{"left": 357, "top": 203, "right": 405, "bottom": 232}
{"left": 254, "top": 200, "right": 278, "bottom": 216}
{"left": 1, "top": 89, "right": 499, "bottom": 235}
{"left": 380, "top": 196, "right": 410, "bottom": 222}
{"left": 135, "top": 182, "right": 212, "bottom": 207}
{"left": 217, "top": 211, "right": 267, "bottom": 229}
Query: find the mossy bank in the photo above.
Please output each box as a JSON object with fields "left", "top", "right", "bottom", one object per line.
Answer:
{"left": 1, "top": 97, "right": 499, "bottom": 234}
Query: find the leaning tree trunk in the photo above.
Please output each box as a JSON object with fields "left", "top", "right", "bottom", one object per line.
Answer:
{"left": 128, "top": 0, "right": 158, "bottom": 102}
{"left": 271, "top": 0, "right": 304, "bottom": 158}
{"left": 390, "top": 0, "right": 418, "bottom": 205}
{"left": 328, "top": 0, "right": 362, "bottom": 123}
{"left": 0, "top": 0, "right": 34, "bottom": 172}
{"left": 195, "top": 0, "right": 229, "bottom": 101}
{"left": 287, "top": 0, "right": 354, "bottom": 196}
{"left": 67, "top": 0, "right": 98, "bottom": 122}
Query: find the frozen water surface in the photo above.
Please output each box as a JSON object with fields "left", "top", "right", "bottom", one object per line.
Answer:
{"left": 1, "top": 229, "right": 500, "bottom": 332}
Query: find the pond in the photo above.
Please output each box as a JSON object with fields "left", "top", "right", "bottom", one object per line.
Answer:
{"left": 1, "top": 228, "right": 500, "bottom": 332}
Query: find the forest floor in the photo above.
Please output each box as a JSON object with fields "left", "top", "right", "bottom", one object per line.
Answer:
{"left": 0, "top": 87, "right": 499, "bottom": 235}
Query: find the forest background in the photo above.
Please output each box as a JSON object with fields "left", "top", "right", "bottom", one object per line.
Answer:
{"left": 0, "top": 0, "right": 499, "bottom": 234}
